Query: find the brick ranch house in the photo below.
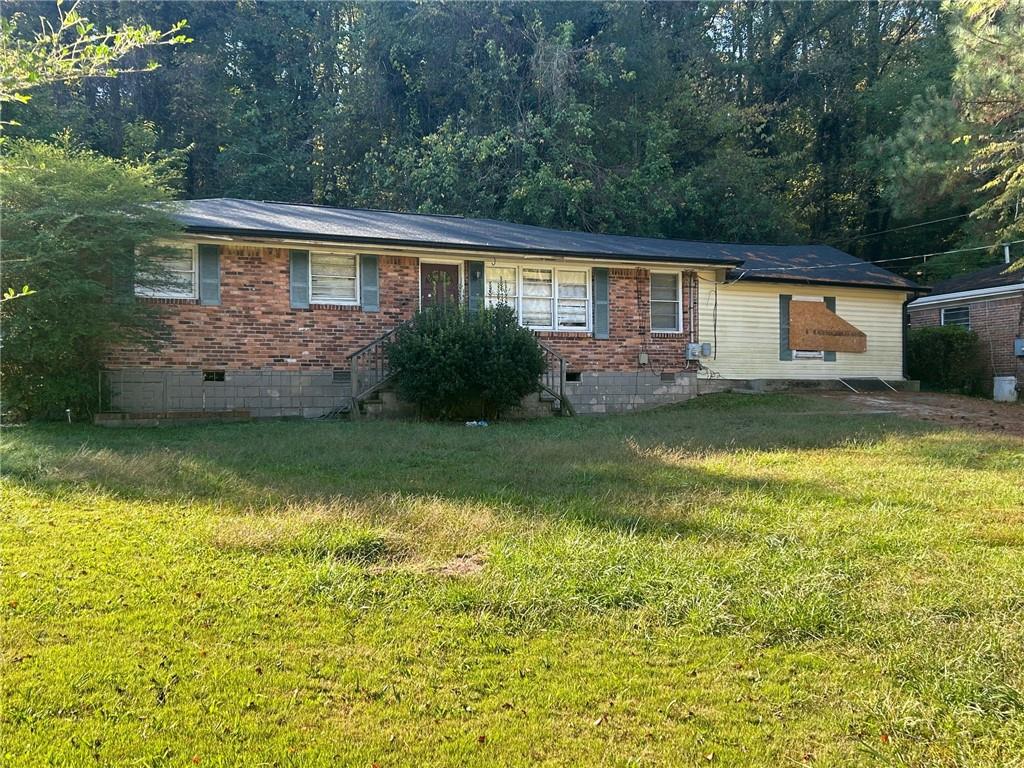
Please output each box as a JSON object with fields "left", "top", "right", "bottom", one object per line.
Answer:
{"left": 908, "top": 262, "right": 1024, "bottom": 395}
{"left": 105, "top": 198, "right": 920, "bottom": 417}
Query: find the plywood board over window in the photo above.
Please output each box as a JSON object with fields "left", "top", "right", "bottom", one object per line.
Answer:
{"left": 789, "top": 300, "right": 867, "bottom": 353}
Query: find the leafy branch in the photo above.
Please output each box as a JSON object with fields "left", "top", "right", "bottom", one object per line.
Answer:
{"left": 0, "top": 0, "right": 190, "bottom": 105}
{"left": 1, "top": 285, "right": 36, "bottom": 303}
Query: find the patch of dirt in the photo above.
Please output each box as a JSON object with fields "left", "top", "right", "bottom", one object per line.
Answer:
{"left": 431, "top": 552, "right": 487, "bottom": 577}
{"left": 822, "top": 391, "right": 1024, "bottom": 438}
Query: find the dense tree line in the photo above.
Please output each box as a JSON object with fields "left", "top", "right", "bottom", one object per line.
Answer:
{"left": 5, "top": 1, "right": 1020, "bottom": 278}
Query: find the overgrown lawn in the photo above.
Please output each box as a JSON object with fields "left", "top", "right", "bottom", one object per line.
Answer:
{"left": 2, "top": 395, "right": 1023, "bottom": 766}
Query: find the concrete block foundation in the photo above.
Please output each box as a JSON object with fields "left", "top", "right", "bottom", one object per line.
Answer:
{"left": 105, "top": 369, "right": 352, "bottom": 419}
{"left": 103, "top": 368, "right": 701, "bottom": 420}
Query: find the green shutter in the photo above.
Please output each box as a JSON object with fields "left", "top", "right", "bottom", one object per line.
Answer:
{"left": 289, "top": 250, "right": 310, "bottom": 309}
{"left": 198, "top": 244, "right": 221, "bottom": 306}
{"left": 360, "top": 254, "right": 379, "bottom": 311}
{"left": 823, "top": 296, "right": 837, "bottom": 361}
{"left": 779, "top": 294, "right": 792, "bottom": 361}
{"left": 593, "top": 268, "right": 609, "bottom": 339}
{"left": 467, "top": 260, "right": 485, "bottom": 313}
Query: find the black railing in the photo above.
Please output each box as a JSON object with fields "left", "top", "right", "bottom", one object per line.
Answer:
{"left": 346, "top": 321, "right": 410, "bottom": 418}
{"left": 347, "top": 321, "right": 575, "bottom": 418}
{"left": 536, "top": 339, "right": 575, "bottom": 416}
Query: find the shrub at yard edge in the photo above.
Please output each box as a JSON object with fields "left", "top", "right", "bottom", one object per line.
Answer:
{"left": 907, "top": 325, "right": 986, "bottom": 394}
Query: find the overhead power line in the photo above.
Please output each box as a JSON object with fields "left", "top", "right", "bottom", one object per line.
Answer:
{"left": 733, "top": 239, "right": 1024, "bottom": 276}
{"left": 828, "top": 213, "right": 973, "bottom": 246}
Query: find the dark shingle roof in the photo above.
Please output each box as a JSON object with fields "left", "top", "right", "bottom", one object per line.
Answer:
{"left": 169, "top": 198, "right": 917, "bottom": 289}
{"left": 726, "top": 244, "right": 918, "bottom": 290}
{"left": 929, "top": 262, "right": 1024, "bottom": 295}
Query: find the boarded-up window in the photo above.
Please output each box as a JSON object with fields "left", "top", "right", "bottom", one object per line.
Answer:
{"left": 789, "top": 298, "right": 867, "bottom": 353}
{"left": 310, "top": 252, "right": 358, "bottom": 304}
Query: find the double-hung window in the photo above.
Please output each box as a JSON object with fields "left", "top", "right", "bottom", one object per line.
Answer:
{"left": 310, "top": 252, "right": 358, "bottom": 305}
{"left": 485, "top": 265, "right": 518, "bottom": 310}
{"left": 650, "top": 272, "right": 682, "bottom": 332}
{"left": 484, "top": 264, "right": 591, "bottom": 331}
{"left": 522, "top": 267, "right": 554, "bottom": 327}
{"left": 135, "top": 246, "right": 197, "bottom": 299}
{"left": 941, "top": 306, "right": 970, "bottom": 329}
{"left": 556, "top": 270, "right": 589, "bottom": 328}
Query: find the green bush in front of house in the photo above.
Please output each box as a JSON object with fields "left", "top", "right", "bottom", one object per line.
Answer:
{"left": 907, "top": 325, "right": 986, "bottom": 394}
{"left": 387, "top": 303, "right": 546, "bottom": 419}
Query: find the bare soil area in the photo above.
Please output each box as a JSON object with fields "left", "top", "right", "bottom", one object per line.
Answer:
{"left": 823, "top": 390, "right": 1024, "bottom": 437}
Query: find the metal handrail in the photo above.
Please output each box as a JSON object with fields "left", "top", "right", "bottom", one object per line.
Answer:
{"left": 347, "top": 320, "right": 411, "bottom": 418}
{"left": 348, "top": 319, "right": 575, "bottom": 419}
{"left": 535, "top": 338, "right": 575, "bottom": 416}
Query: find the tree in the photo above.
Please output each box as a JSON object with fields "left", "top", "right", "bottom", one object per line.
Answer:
{"left": 0, "top": 0, "right": 188, "bottom": 106}
{"left": 0, "top": 139, "right": 181, "bottom": 419}
{"left": 4, "top": 1, "right": 960, "bottom": 257}
{"left": 947, "top": 0, "right": 1024, "bottom": 241}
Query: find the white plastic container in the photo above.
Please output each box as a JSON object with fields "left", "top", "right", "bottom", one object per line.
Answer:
{"left": 993, "top": 376, "right": 1019, "bottom": 402}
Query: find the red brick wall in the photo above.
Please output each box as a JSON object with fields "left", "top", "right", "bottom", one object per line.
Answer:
{"left": 908, "top": 293, "right": 1024, "bottom": 385}
{"left": 106, "top": 245, "right": 419, "bottom": 370}
{"left": 537, "top": 267, "right": 698, "bottom": 373}
{"left": 106, "top": 246, "right": 699, "bottom": 374}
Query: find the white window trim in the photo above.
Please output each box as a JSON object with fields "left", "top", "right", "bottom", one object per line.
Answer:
{"left": 790, "top": 295, "right": 826, "bottom": 360}
{"left": 650, "top": 270, "right": 684, "bottom": 333}
{"left": 484, "top": 263, "right": 592, "bottom": 332}
{"left": 134, "top": 244, "right": 198, "bottom": 300}
{"left": 940, "top": 305, "right": 971, "bottom": 330}
{"left": 309, "top": 251, "right": 360, "bottom": 306}
{"left": 554, "top": 266, "right": 591, "bottom": 331}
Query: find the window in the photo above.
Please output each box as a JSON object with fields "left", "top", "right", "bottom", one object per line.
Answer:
{"left": 135, "top": 246, "right": 197, "bottom": 299}
{"left": 522, "top": 267, "right": 554, "bottom": 327}
{"left": 485, "top": 265, "right": 518, "bottom": 309}
{"left": 941, "top": 306, "right": 970, "bottom": 329}
{"left": 484, "top": 264, "right": 592, "bottom": 331}
{"left": 557, "top": 270, "right": 589, "bottom": 328}
{"left": 791, "top": 296, "right": 825, "bottom": 359}
{"left": 310, "top": 252, "right": 358, "bottom": 304}
{"left": 203, "top": 370, "right": 225, "bottom": 382}
{"left": 650, "top": 272, "right": 682, "bottom": 332}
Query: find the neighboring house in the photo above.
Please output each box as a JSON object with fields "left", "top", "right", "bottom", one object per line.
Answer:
{"left": 908, "top": 262, "right": 1024, "bottom": 393}
{"left": 105, "top": 198, "right": 919, "bottom": 417}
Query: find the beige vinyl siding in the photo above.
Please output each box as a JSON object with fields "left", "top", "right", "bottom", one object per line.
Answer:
{"left": 697, "top": 276, "right": 908, "bottom": 379}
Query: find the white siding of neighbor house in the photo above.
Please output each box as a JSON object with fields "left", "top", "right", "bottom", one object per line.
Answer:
{"left": 694, "top": 274, "right": 909, "bottom": 380}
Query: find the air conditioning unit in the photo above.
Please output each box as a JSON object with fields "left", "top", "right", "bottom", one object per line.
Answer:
{"left": 686, "top": 342, "right": 713, "bottom": 360}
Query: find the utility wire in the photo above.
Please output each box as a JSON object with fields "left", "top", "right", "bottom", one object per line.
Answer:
{"left": 828, "top": 213, "right": 972, "bottom": 246}
{"left": 733, "top": 239, "right": 1024, "bottom": 275}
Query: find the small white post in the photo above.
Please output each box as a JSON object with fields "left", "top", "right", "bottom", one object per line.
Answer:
{"left": 1005, "top": 243, "right": 1011, "bottom": 264}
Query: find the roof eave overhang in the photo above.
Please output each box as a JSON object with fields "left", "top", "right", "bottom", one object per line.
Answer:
{"left": 180, "top": 225, "right": 744, "bottom": 269}
{"left": 907, "top": 282, "right": 1024, "bottom": 308}
{"left": 728, "top": 272, "right": 919, "bottom": 293}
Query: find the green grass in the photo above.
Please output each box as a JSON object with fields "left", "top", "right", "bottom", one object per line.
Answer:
{"left": 2, "top": 394, "right": 1023, "bottom": 767}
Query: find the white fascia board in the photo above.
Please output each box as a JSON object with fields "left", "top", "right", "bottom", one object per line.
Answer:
{"left": 908, "top": 283, "right": 1024, "bottom": 309}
